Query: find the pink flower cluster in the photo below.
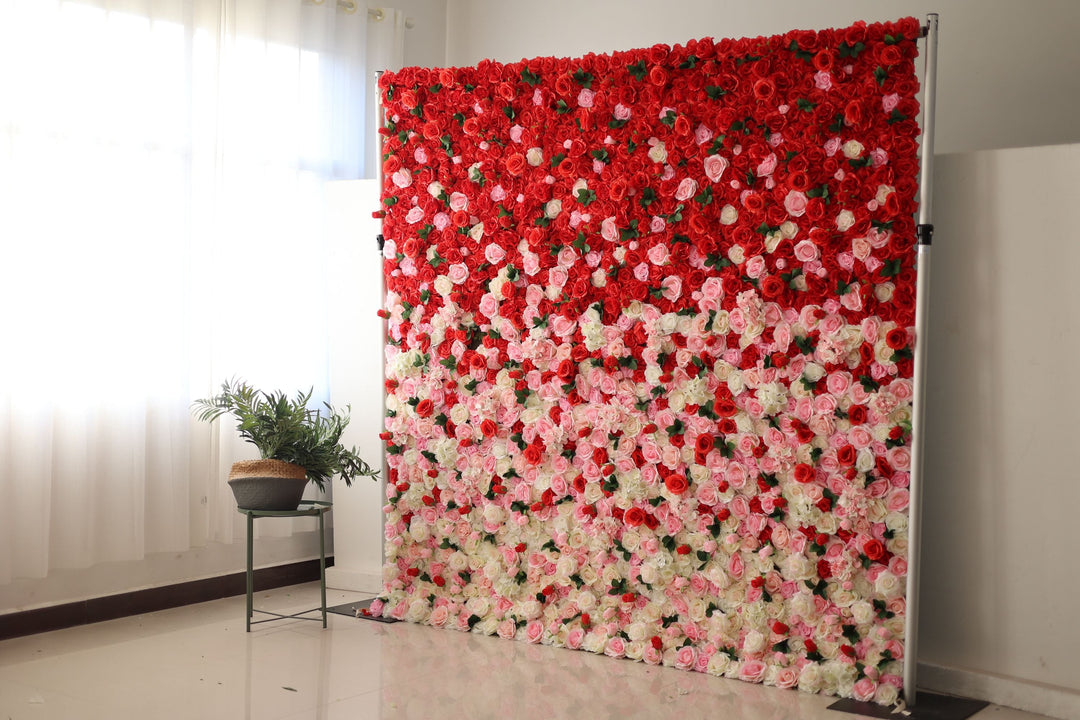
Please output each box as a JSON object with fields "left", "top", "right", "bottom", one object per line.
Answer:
{"left": 375, "top": 17, "right": 922, "bottom": 704}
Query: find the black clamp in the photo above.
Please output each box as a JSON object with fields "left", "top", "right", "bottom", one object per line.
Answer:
{"left": 916, "top": 224, "right": 934, "bottom": 246}
{"left": 376, "top": 234, "right": 385, "bottom": 252}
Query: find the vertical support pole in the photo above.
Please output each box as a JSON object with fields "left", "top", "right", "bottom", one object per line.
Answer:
{"left": 375, "top": 70, "right": 388, "bottom": 591}
{"left": 904, "top": 12, "right": 939, "bottom": 708}
{"left": 246, "top": 511, "right": 254, "bottom": 632}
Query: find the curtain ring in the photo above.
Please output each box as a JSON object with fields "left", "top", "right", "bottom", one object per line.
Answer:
{"left": 337, "top": 0, "right": 358, "bottom": 13}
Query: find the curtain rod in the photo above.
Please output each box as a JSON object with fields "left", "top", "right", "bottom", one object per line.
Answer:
{"left": 331, "top": 2, "right": 415, "bottom": 28}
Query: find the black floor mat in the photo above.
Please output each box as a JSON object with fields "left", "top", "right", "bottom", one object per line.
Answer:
{"left": 828, "top": 691, "right": 988, "bottom": 719}
{"left": 326, "top": 597, "right": 399, "bottom": 623}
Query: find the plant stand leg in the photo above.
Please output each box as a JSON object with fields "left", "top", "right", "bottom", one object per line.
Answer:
{"left": 319, "top": 510, "right": 327, "bottom": 628}
{"left": 246, "top": 512, "right": 254, "bottom": 632}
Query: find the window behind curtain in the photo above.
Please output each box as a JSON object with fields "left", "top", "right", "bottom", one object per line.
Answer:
{"left": 0, "top": 0, "right": 377, "bottom": 583}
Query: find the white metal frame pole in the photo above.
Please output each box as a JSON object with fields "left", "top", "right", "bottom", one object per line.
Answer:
{"left": 375, "top": 69, "right": 388, "bottom": 574}
{"left": 903, "top": 12, "right": 939, "bottom": 707}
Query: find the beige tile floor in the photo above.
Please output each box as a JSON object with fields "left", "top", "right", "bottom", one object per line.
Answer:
{"left": 0, "top": 583, "right": 1056, "bottom": 720}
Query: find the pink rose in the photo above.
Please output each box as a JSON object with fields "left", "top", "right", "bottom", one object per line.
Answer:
{"left": 605, "top": 637, "right": 627, "bottom": 658}
{"left": 755, "top": 153, "right": 777, "bottom": 178}
{"left": 497, "top": 618, "right": 517, "bottom": 639}
{"left": 675, "top": 177, "right": 698, "bottom": 202}
{"left": 660, "top": 275, "right": 682, "bottom": 301}
{"left": 674, "top": 645, "right": 697, "bottom": 670}
{"left": 703, "top": 154, "right": 729, "bottom": 182}
{"left": 485, "top": 243, "right": 506, "bottom": 264}
{"left": 784, "top": 190, "right": 808, "bottom": 217}
{"left": 694, "top": 123, "right": 713, "bottom": 145}
{"left": 794, "top": 240, "right": 819, "bottom": 262}
{"left": 814, "top": 71, "right": 833, "bottom": 90}
{"left": 738, "top": 659, "right": 766, "bottom": 683}
{"left": 566, "top": 627, "right": 584, "bottom": 649}
{"left": 429, "top": 605, "right": 450, "bottom": 627}
{"left": 447, "top": 263, "right": 469, "bottom": 284}
{"left": 525, "top": 620, "right": 544, "bottom": 643}
{"left": 647, "top": 243, "right": 670, "bottom": 265}
{"left": 613, "top": 103, "right": 632, "bottom": 121}
{"left": 577, "top": 88, "right": 595, "bottom": 108}
{"left": 774, "top": 666, "right": 800, "bottom": 688}
{"left": 478, "top": 293, "right": 498, "bottom": 317}
{"left": 405, "top": 206, "right": 424, "bottom": 224}
{"left": 601, "top": 217, "right": 618, "bottom": 242}
{"left": 448, "top": 191, "right": 468, "bottom": 211}
{"left": 852, "top": 678, "right": 877, "bottom": 702}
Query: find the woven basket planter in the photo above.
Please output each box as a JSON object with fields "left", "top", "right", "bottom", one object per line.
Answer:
{"left": 227, "top": 459, "right": 308, "bottom": 511}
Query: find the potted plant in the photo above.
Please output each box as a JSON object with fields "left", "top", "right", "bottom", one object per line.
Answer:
{"left": 192, "top": 378, "right": 379, "bottom": 511}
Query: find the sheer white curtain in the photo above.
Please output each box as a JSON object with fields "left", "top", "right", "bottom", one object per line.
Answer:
{"left": 0, "top": 0, "right": 399, "bottom": 584}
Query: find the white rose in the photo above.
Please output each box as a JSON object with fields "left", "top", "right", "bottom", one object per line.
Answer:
{"left": 727, "top": 244, "right": 746, "bottom": 264}
{"left": 836, "top": 210, "right": 855, "bottom": 231}
{"left": 647, "top": 140, "right": 667, "bottom": 164}
{"left": 545, "top": 199, "right": 562, "bottom": 218}
{"left": 851, "top": 600, "right": 875, "bottom": 626}
{"left": 743, "top": 629, "right": 767, "bottom": 654}
{"left": 483, "top": 504, "right": 504, "bottom": 525}
{"left": 526, "top": 147, "right": 544, "bottom": 166}
{"left": 803, "top": 362, "right": 825, "bottom": 382}
{"left": 408, "top": 519, "right": 429, "bottom": 542}
{"left": 875, "top": 570, "right": 903, "bottom": 600}
{"left": 719, "top": 204, "right": 739, "bottom": 225}
{"left": 433, "top": 275, "right": 453, "bottom": 297}
{"left": 576, "top": 590, "right": 597, "bottom": 611}
{"left": 842, "top": 140, "right": 865, "bottom": 159}
{"left": 874, "top": 282, "right": 895, "bottom": 302}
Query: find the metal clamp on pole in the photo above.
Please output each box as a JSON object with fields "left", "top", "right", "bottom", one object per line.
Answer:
{"left": 916, "top": 223, "right": 934, "bottom": 246}
{"left": 377, "top": 233, "right": 385, "bottom": 252}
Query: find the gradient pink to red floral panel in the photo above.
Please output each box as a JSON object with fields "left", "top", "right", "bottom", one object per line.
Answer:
{"left": 373, "top": 18, "right": 922, "bottom": 704}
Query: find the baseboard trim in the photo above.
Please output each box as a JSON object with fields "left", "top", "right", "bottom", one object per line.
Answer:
{"left": 325, "top": 567, "right": 381, "bottom": 594}
{"left": 0, "top": 557, "right": 334, "bottom": 641}
{"left": 918, "top": 660, "right": 1080, "bottom": 720}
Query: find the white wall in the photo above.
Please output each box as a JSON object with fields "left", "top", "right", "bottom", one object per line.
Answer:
{"left": 325, "top": 180, "right": 387, "bottom": 594}
{"left": 445, "top": 0, "right": 1080, "bottom": 155}
{"left": 918, "top": 144, "right": 1080, "bottom": 716}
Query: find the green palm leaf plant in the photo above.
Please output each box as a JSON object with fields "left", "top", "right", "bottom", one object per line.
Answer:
{"left": 193, "top": 378, "right": 379, "bottom": 492}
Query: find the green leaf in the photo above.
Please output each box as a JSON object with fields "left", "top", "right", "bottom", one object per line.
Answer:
{"left": 627, "top": 59, "right": 647, "bottom": 81}
{"left": 572, "top": 68, "right": 594, "bottom": 88}
{"left": 521, "top": 68, "right": 542, "bottom": 86}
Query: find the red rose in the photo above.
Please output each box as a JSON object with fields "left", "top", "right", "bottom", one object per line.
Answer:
{"left": 415, "top": 399, "right": 434, "bottom": 418}
{"left": 816, "top": 559, "right": 832, "bottom": 579}
{"left": 664, "top": 473, "right": 689, "bottom": 495}
{"left": 847, "top": 405, "right": 868, "bottom": 425}
{"left": 624, "top": 507, "right": 646, "bottom": 527}
{"left": 885, "top": 328, "right": 908, "bottom": 350}
{"left": 793, "top": 463, "right": 815, "bottom": 484}
{"left": 676, "top": 544, "right": 691, "bottom": 555}
{"left": 480, "top": 418, "right": 497, "bottom": 437}
{"left": 837, "top": 444, "right": 857, "bottom": 466}
{"left": 523, "top": 443, "right": 543, "bottom": 465}
{"left": 863, "top": 538, "right": 886, "bottom": 562}
{"left": 505, "top": 152, "right": 527, "bottom": 176}
{"left": 694, "top": 433, "right": 714, "bottom": 454}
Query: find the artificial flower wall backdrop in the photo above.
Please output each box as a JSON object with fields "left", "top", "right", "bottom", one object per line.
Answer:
{"left": 373, "top": 17, "right": 922, "bottom": 703}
